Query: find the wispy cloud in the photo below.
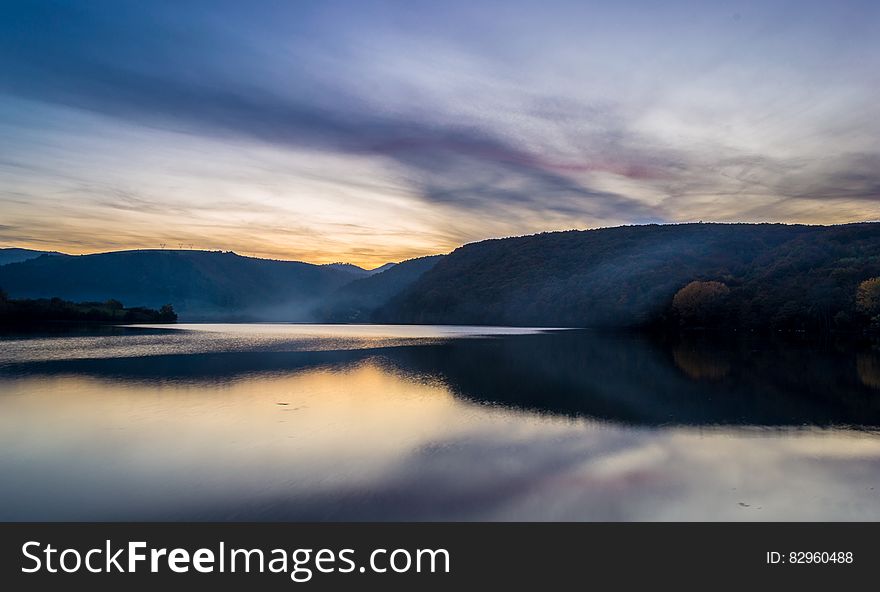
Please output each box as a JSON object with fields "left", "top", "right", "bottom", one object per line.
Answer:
{"left": 1, "top": 0, "right": 878, "bottom": 263}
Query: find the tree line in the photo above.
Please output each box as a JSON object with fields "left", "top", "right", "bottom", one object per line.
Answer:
{"left": 0, "top": 290, "right": 177, "bottom": 325}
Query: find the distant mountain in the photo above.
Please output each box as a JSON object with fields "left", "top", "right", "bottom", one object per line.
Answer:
{"left": 0, "top": 250, "right": 365, "bottom": 321}
{"left": 321, "top": 262, "right": 371, "bottom": 277}
{"left": 315, "top": 255, "right": 443, "bottom": 322}
{"left": 367, "top": 262, "right": 397, "bottom": 275}
{"left": 0, "top": 248, "right": 64, "bottom": 266}
{"left": 320, "top": 261, "right": 397, "bottom": 277}
{"left": 375, "top": 223, "right": 880, "bottom": 331}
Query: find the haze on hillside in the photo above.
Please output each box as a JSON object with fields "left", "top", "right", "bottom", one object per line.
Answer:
{"left": 1, "top": 1, "right": 878, "bottom": 267}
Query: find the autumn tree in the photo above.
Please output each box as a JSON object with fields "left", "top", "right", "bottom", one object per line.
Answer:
{"left": 856, "top": 277, "right": 880, "bottom": 328}
{"left": 672, "top": 280, "right": 730, "bottom": 326}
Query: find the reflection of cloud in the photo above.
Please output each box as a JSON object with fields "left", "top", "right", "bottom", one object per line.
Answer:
{"left": 183, "top": 425, "right": 880, "bottom": 521}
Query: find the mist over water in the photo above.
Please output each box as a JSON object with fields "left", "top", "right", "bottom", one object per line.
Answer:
{"left": 1, "top": 324, "right": 879, "bottom": 521}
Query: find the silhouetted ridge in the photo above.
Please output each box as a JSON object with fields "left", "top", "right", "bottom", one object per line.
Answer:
{"left": 0, "top": 248, "right": 65, "bottom": 266}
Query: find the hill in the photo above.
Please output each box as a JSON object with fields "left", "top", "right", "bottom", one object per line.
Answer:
{"left": 5, "top": 223, "right": 880, "bottom": 330}
{"left": 315, "top": 255, "right": 443, "bottom": 322}
{"left": 368, "top": 262, "right": 397, "bottom": 275}
{"left": 320, "top": 262, "right": 371, "bottom": 277}
{"left": 0, "top": 250, "right": 363, "bottom": 321}
{"left": 0, "top": 248, "right": 64, "bottom": 266}
{"left": 375, "top": 223, "right": 880, "bottom": 331}
{"left": 321, "top": 262, "right": 397, "bottom": 277}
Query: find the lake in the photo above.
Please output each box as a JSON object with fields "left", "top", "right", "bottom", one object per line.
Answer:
{"left": 1, "top": 323, "right": 879, "bottom": 520}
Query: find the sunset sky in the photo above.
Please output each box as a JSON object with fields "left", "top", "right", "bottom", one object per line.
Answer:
{"left": 1, "top": 0, "right": 878, "bottom": 267}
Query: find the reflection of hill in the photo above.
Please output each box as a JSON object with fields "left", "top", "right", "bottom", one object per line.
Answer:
{"left": 672, "top": 346, "right": 731, "bottom": 380}
{"left": 387, "top": 332, "right": 880, "bottom": 427}
{"left": 7, "top": 331, "right": 880, "bottom": 428}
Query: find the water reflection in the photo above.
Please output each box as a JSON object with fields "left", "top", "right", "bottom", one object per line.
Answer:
{"left": 8, "top": 330, "right": 880, "bottom": 427}
{"left": 672, "top": 345, "right": 731, "bottom": 380}
{"left": 857, "top": 352, "right": 880, "bottom": 390}
{"left": 1, "top": 325, "right": 879, "bottom": 520}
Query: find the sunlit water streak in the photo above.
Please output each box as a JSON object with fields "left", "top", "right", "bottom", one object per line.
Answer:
{"left": 0, "top": 323, "right": 558, "bottom": 364}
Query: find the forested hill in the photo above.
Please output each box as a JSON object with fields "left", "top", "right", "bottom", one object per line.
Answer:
{"left": 0, "top": 250, "right": 364, "bottom": 320}
{"left": 315, "top": 255, "right": 443, "bottom": 322}
{"left": 374, "top": 223, "right": 880, "bottom": 331}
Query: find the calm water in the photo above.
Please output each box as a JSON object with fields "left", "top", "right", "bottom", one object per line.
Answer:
{"left": 1, "top": 323, "right": 880, "bottom": 521}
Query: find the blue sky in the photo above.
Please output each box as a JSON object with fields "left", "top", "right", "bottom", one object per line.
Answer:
{"left": 1, "top": 0, "right": 878, "bottom": 266}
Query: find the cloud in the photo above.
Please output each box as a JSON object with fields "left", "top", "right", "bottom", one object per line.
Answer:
{"left": 0, "top": 1, "right": 668, "bottom": 225}
{"left": 780, "top": 153, "right": 880, "bottom": 202}
{"left": 1, "top": 0, "right": 879, "bottom": 259}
